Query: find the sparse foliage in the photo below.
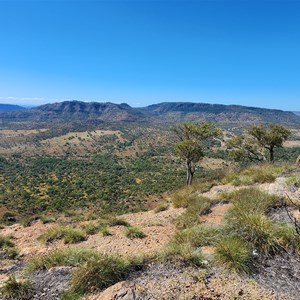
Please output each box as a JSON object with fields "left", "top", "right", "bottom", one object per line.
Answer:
{"left": 172, "top": 122, "right": 222, "bottom": 185}
{"left": 227, "top": 124, "right": 291, "bottom": 163}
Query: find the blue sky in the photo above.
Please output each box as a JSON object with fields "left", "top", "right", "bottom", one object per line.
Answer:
{"left": 0, "top": 0, "right": 299, "bottom": 110}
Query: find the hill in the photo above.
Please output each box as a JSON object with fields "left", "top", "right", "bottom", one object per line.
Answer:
{"left": 140, "top": 102, "right": 300, "bottom": 126}
{"left": 0, "top": 164, "right": 299, "bottom": 299}
{"left": 0, "top": 101, "right": 143, "bottom": 123}
{"left": 0, "top": 100, "right": 299, "bottom": 128}
{"left": 0, "top": 103, "right": 25, "bottom": 111}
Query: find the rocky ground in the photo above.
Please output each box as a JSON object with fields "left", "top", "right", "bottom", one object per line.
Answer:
{"left": 0, "top": 173, "right": 299, "bottom": 299}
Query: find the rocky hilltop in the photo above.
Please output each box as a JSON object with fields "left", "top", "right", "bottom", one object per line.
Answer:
{"left": 0, "top": 100, "right": 299, "bottom": 126}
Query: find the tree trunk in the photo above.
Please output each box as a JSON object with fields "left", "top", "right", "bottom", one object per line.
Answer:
{"left": 186, "top": 161, "right": 194, "bottom": 185}
{"left": 269, "top": 146, "right": 274, "bottom": 163}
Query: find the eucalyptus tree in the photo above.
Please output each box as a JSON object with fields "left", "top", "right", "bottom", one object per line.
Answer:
{"left": 173, "top": 122, "right": 222, "bottom": 185}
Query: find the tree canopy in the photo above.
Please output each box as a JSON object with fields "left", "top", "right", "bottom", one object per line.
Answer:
{"left": 227, "top": 124, "right": 291, "bottom": 163}
{"left": 173, "top": 122, "right": 222, "bottom": 185}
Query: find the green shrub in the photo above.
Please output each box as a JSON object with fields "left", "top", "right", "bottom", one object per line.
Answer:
{"left": 286, "top": 174, "right": 300, "bottom": 187}
{"left": 159, "top": 241, "right": 203, "bottom": 266}
{"left": 64, "top": 229, "right": 86, "bottom": 244}
{"left": 224, "top": 187, "right": 300, "bottom": 255}
{"left": 174, "top": 196, "right": 212, "bottom": 229}
{"left": 63, "top": 210, "right": 78, "bottom": 217}
{"left": 171, "top": 186, "right": 195, "bottom": 208}
{"left": 107, "top": 217, "right": 130, "bottom": 227}
{"left": 99, "top": 225, "right": 112, "bottom": 236}
{"left": 1, "top": 212, "right": 17, "bottom": 226}
{"left": 125, "top": 226, "right": 146, "bottom": 239}
{"left": 81, "top": 222, "right": 101, "bottom": 235}
{"left": 215, "top": 236, "right": 251, "bottom": 273}
{"left": 26, "top": 249, "right": 101, "bottom": 272}
{"left": 39, "top": 215, "right": 56, "bottom": 224}
{"left": 222, "top": 164, "right": 288, "bottom": 186}
{"left": 20, "top": 217, "right": 36, "bottom": 227}
{"left": 225, "top": 187, "right": 280, "bottom": 213}
{"left": 174, "top": 224, "right": 221, "bottom": 248}
{"left": 273, "top": 223, "right": 300, "bottom": 254}
{"left": 5, "top": 247, "right": 19, "bottom": 259}
{"left": 38, "top": 226, "right": 86, "bottom": 244}
{"left": 0, "top": 275, "right": 32, "bottom": 300}
{"left": 70, "top": 256, "right": 133, "bottom": 293}
{"left": 60, "top": 290, "right": 83, "bottom": 300}
{"left": 222, "top": 173, "right": 253, "bottom": 186}
{"left": 0, "top": 235, "right": 19, "bottom": 259}
{"left": 0, "top": 235, "right": 14, "bottom": 249}
{"left": 37, "top": 225, "right": 65, "bottom": 243}
{"left": 154, "top": 202, "right": 169, "bottom": 213}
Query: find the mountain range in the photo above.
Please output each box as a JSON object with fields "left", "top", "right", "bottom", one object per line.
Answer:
{"left": 0, "top": 100, "right": 299, "bottom": 127}
{"left": 0, "top": 103, "right": 25, "bottom": 111}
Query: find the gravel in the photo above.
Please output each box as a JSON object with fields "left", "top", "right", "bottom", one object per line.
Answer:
{"left": 252, "top": 252, "right": 300, "bottom": 300}
{"left": 29, "top": 266, "right": 72, "bottom": 300}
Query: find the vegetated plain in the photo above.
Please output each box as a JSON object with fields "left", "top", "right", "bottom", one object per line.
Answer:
{"left": 0, "top": 101, "right": 300, "bottom": 299}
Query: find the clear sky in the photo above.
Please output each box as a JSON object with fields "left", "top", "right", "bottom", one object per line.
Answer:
{"left": 0, "top": 0, "right": 299, "bottom": 110}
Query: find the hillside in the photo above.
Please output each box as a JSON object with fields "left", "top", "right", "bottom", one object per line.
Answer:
{"left": 0, "top": 103, "right": 25, "bottom": 111}
{"left": 0, "top": 100, "right": 299, "bottom": 127}
{"left": 0, "top": 101, "right": 143, "bottom": 123}
{"left": 140, "top": 102, "right": 300, "bottom": 126}
{"left": 0, "top": 164, "right": 299, "bottom": 299}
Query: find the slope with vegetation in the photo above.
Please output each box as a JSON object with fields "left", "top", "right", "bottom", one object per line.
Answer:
{"left": 0, "top": 111, "right": 300, "bottom": 299}
{"left": 0, "top": 162, "right": 299, "bottom": 299}
{"left": 1, "top": 100, "right": 300, "bottom": 126}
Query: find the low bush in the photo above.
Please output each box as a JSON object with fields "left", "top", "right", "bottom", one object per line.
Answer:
{"left": 227, "top": 212, "right": 280, "bottom": 255}
{"left": 99, "top": 225, "right": 112, "bottom": 236}
{"left": 174, "top": 196, "right": 212, "bottom": 230}
{"left": 26, "top": 249, "right": 101, "bottom": 272}
{"left": 286, "top": 174, "right": 300, "bottom": 187}
{"left": 81, "top": 222, "right": 101, "bottom": 235}
{"left": 0, "top": 235, "right": 19, "bottom": 259}
{"left": 27, "top": 249, "right": 145, "bottom": 295}
{"left": 174, "top": 224, "right": 221, "bottom": 248}
{"left": 154, "top": 202, "right": 169, "bottom": 213}
{"left": 224, "top": 188, "right": 299, "bottom": 255}
{"left": 107, "top": 217, "right": 130, "bottom": 227}
{"left": 222, "top": 164, "right": 288, "bottom": 186}
{"left": 60, "top": 290, "right": 83, "bottom": 300}
{"left": 1, "top": 212, "right": 17, "bottom": 226}
{"left": 171, "top": 186, "right": 196, "bottom": 208}
{"left": 70, "top": 256, "right": 134, "bottom": 293}
{"left": 215, "top": 236, "right": 251, "bottom": 273}
{"left": 39, "top": 215, "right": 56, "bottom": 224}
{"left": 224, "top": 187, "right": 280, "bottom": 214}
{"left": 5, "top": 247, "right": 19, "bottom": 259}
{"left": 20, "top": 217, "right": 36, "bottom": 227}
{"left": 0, "top": 275, "right": 32, "bottom": 300}
{"left": 64, "top": 229, "right": 86, "bottom": 244}
{"left": 159, "top": 241, "right": 203, "bottom": 266}
{"left": 0, "top": 235, "right": 14, "bottom": 249}
{"left": 125, "top": 226, "right": 146, "bottom": 239}
{"left": 38, "top": 226, "right": 86, "bottom": 244}
{"left": 273, "top": 223, "right": 300, "bottom": 254}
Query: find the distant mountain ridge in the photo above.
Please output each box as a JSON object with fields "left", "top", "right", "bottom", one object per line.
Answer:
{"left": 140, "top": 102, "right": 300, "bottom": 125}
{"left": 0, "top": 101, "right": 143, "bottom": 123}
{"left": 0, "top": 100, "right": 299, "bottom": 127}
{"left": 0, "top": 103, "right": 26, "bottom": 111}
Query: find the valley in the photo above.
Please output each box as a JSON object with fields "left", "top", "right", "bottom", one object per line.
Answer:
{"left": 0, "top": 101, "right": 299, "bottom": 299}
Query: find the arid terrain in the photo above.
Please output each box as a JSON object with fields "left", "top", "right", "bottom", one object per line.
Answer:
{"left": 0, "top": 165, "right": 299, "bottom": 299}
